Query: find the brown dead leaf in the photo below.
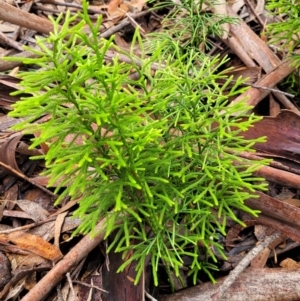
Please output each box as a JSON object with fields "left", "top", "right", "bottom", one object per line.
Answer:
{"left": 0, "top": 251, "right": 11, "bottom": 289}
{"left": 254, "top": 224, "right": 269, "bottom": 241}
{"left": 283, "top": 199, "right": 300, "bottom": 207}
{"left": 7, "top": 231, "right": 62, "bottom": 262}
{"left": 29, "top": 216, "right": 81, "bottom": 241}
{"left": 275, "top": 189, "right": 296, "bottom": 201}
{"left": 54, "top": 211, "right": 69, "bottom": 249}
{"left": 107, "top": 0, "right": 122, "bottom": 15}
{"left": 25, "top": 176, "right": 50, "bottom": 187}
{"left": 224, "top": 66, "right": 262, "bottom": 84}
{"left": 24, "top": 271, "right": 37, "bottom": 292}
{"left": 280, "top": 258, "right": 300, "bottom": 269}
{"left": 0, "top": 134, "right": 24, "bottom": 174}
{"left": 0, "top": 75, "right": 21, "bottom": 90}
{"left": 16, "top": 199, "right": 49, "bottom": 222}
{"left": 0, "top": 233, "right": 10, "bottom": 245}
{"left": 107, "top": 1, "right": 129, "bottom": 19}
{"left": 8, "top": 253, "right": 48, "bottom": 270}
{"left": 269, "top": 94, "right": 281, "bottom": 117}
{"left": 114, "top": 33, "right": 130, "bottom": 48}
{"left": 225, "top": 220, "right": 257, "bottom": 250}
{"left": 126, "top": 0, "right": 146, "bottom": 12}
{"left": 0, "top": 23, "right": 16, "bottom": 33}
{"left": 251, "top": 247, "right": 270, "bottom": 268}
{"left": 0, "top": 116, "right": 24, "bottom": 132}
{"left": 23, "top": 188, "right": 53, "bottom": 211}
{"left": 0, "top": 75, "right": 23, "bottom": 109}
{"left": 4, "top": 280, "right": 26, "bottom": 301}
{"left": 4, "top": 184, "right": 18, "bottom": 210}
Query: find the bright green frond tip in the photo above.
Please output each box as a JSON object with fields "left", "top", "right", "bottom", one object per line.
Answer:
{"left": 7, "top": 0, "right": 267, "bottom": 289}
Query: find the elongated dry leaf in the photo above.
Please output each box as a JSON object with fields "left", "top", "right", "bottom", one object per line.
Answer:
{"left": 7, "top": 231, "right": 62, "bottom": 262}
{"left": 54, "top": 211, "right": 69, "bottom": 248}
{"left": 17, "top": 199, "right": 49, "bottom": 222}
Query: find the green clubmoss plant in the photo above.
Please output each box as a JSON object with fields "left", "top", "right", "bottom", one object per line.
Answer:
{"left": 8, "top": 2, "right": 267, "bottom": 288}
{"left": 148, "top": 0, "right": 238, "bottom": 53}
{"left": 266, "top": 1, "right": 300, "bottom": 96}
{"left": 267, "top": 0, "right": 300, "bottom": 67}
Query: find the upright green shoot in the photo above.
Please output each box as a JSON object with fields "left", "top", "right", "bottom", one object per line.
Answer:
{"left": 7, "top": 1, "right": 267, "bottom": 288}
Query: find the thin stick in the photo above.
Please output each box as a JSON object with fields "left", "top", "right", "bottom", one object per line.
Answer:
{"left": 72, "top": 280, "right": 109, "bottom": 293}
{"left": 66, "top": 272, "right": 78, "bottom": 301}
{"left": 145, "top": 291, "right": 158, "bottom": 301}
{"left": 0, "top": 161, "right": 57, "bottom": 198}
{"left": 248, "top": 83, "right": 295, "bottom": 98}
{"left": 41, "top": 1, "right": 105, "bottom": 14}
{"left": 244, "top": 0, "right": 265, "bottom": 28}
{"left": 0, "top": 215, "right": 58, "bottom": 234}
{"left": 209, "top": 231, "right": 282, "bottom": 301}
{"left": 0, "top": 31, "right": 24, "bottom": 52}
{"left": 100, "top": 10, "right": 150, "bottom": 39}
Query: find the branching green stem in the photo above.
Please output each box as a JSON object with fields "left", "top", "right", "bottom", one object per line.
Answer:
{"left": 7, "top": 0, "right": 268, "bottom": 287}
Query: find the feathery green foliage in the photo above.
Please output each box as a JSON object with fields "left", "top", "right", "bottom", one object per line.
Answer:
{"left": 266, "top": 1, "right": 300, "bottom": 96}
{"left": 8, "top": 1, "right": 267, "bottom": 288}
{"left": 267, "top": 0, "right": 300, "bottom": 66}
{"left": 148, "top": 0, "right": 238, "bottom": 52}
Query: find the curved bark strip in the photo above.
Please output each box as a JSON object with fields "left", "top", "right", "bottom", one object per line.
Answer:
{"left": 0, "top": 2, "right": 54, "bottom": 34}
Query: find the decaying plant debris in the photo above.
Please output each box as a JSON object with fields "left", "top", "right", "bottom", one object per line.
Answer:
{"left": 1, "top": 1, "right": 300, "bottom": 301}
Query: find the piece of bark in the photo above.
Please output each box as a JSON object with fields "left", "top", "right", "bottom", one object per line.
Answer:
{"left": 224, "top": 6, "right": 297, "bottom": 111}
{"left": 237, "top": 151, "right": 300, "bottom": 175}
{"left": 222, "top": 35, "right": 257, "bottom": 67}
{"left": 159, "top": 268, "right": 300, "bottom": 301}
{"left": 253, "top": 214, "right": 300, "bottom": 244}
{"left": 246, "top": 192, "right": 300, "bottom": 229}
{"left": 227, "top": 6, "right": 280, "bottom": 73}
{"left": 254, "top": 165, "right": 300, "bottom": 189}
{"left": 243, "top": 193, "right": 300, "bottom": 244}
{"left": 101, "top": 248, "right": 143, "bottom": 301}
{"left": 0, "top": 2, "right": 54, "bottom": 35}
{"left": 0, "top": 31, "right": 23, "bottom": 52}
{"left": 230, "top": 59, "right": 295, "bottom": 108}
{"left": 243, "top": 110, "right": 300, "bottom": 161}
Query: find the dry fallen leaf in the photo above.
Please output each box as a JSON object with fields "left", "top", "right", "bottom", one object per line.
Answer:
{"left": 54, "top": 211, "right": 69, "bottom": 249}
{"left": 251, "top": 247, "right": 270, "bottom": 268}
{"left": 125, "top": 0, "right": 146, "bottom": 12}
{"left": 107, "top": 0, "right": 122, "bottom": 15}
{"left": 16, "top": 199, "right": 49, "bottom": 222}
{"left": 280, "top": 258, "right": 300, "bottom": 269}
{"left": 6, "top": 231, "right": 63, "bottom": 262}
